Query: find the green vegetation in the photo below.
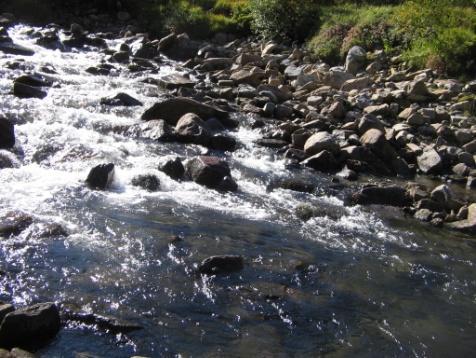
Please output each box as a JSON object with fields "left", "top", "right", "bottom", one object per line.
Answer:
{"left": 308, "top": 1, "right": 476, "bottom": 77}
{"left": 1, "top": 0, "right": 475, "bottom": 77}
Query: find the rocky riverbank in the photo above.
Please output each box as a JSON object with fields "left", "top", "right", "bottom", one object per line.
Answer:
{"left": 0, "top": 11, "right": 475, "bottom": 356}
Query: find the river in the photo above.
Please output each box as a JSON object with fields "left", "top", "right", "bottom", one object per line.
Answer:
{"left": 0, "top": 25, "right": 475, "bottom": 357}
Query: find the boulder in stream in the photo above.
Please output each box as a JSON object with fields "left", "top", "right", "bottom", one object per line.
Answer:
{"left": 0, "top": 118, "right": 14, "bottom": 149}
{"left": 0, "top": 302, "right": 60, "bottom": 349}
{"left": 142, "top": 97, "right": 232, "bottom": 127}
{"left": 131, "top": 174, "right": 160, "bottom": 192}
{"left": 351, "top": 185, "right": 411, "bottom": 207}
{"left": 100, "top": 93, "right": 142, "bottom": 107}
{"left": 186, "top": 156, "right": 237, "bottom": 192}
{"left": 0, "top": 211, "right": 33, "bottom": 237}
{"left": 159, "top": 158, "right": 185, "bottom": 181}
{"left": 86, "top": 163, "right": 115, "bottom": 190}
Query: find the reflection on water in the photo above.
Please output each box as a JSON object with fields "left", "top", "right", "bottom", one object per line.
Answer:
{"left": 0, "top": 25, "right": 475, "bottom": 357}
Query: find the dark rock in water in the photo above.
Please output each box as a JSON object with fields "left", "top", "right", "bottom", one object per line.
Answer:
{"left": 156, "top": 74, "right": 196, "bottom": 90}
{"left": 133, "top": 43, "right": 157, "bottom": 59}
{"left": 135, "top": 120, "right": 176, "bottom": 142}
{"left": 0, "top": 302, "right": 60, "bottom": 349}
{"left": 295, "top": 204, "right": 345, "bottom": 221}
{"left": 209, "top": 135, "right": 236, "bottom": 152}
{"left": 100, "top": 93, "right": 142, "bottom": 107}
{"left": 110, "top": 51, "right": 129, "bottom": 63}
{"left": 175, "top": 113, "right": 211, "bottom": 146}
{"left": 86, "top": 163, "right": 115, "bottom": 190}
{"left": 414, "top": 209, "right": 433, "bottom": 222}
{"left": 0, "top": 211, "right": 33, "bottom": 237}
{"left": 37, "top": 222, "right": 68, "bottom": 238}
{"left": 272, "top": 178, "right": 316, "bottom": 193}
{"left": 186, "top": 156, "right": 237, "bottom": 192}
{"left": 131, "top": 174, "right": 160, "bottom": 191}
{"left": 0, "top": 118, "right": 14, "bottom": 149}
{"left": 255, "top": 138, "right": 288, "bottom": 149}
{"left": 63, "top": 311, "right": 142, "bottom": 334}
{"left": 198, "top": 255, "right": 244, "bottom": 275}
{"left": 0, "top": 41, "right": 34, "bottom": 56}
{"left": 159, "top": 158, "right": 185, "bottom": 180}
{"left": 142, "top": 97, "right": 231, "bottom": 127}
{"left": 13, "top": 82, "right": 47, "bottom": 99}
{"left": 352, "top": 186, "right": 411, "bottom": 207}
{"left": 302, "top": 150, "right": 339, "bottom": 172}
{"left": 15, "top": 74, "right": 52, "bottom": 88}
{"left": 86, "top": 65, "right": 112, "bottom": 76}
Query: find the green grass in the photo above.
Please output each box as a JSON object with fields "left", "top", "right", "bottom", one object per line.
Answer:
{"left": 307, "top": 1, "right": 476, "bottom": 77}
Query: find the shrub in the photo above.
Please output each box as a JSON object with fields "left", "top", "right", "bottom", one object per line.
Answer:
{"left": 249, "top": 0, "right": 320, "bottom": 42}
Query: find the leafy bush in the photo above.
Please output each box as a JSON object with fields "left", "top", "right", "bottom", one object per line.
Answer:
{"left": 249, "top": 0, "right": 320, "bottom": 41}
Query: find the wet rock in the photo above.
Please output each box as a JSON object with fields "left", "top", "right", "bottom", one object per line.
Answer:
{"left": 156, "top": 74, "right": 196, "bottom": 90}
{"left": 345, "top": 46, "right": 366, "bottom": 75}
{"left": 0, "top": 303, "right": 60, "bottom": 349}
{"left": 86, "top": 163, "right": 115, "bottom": 190}
{"left": 100, "top": 93, "right": 142, "bottom": 107}
{"left": 255, "top": 138, "right": 288, "bottom": 149}
{"left": 175, "top": 113, "right": 211, "bottom": 146}
{"left": 430, "top": 184, "right": 452, "bottom": 208}
{"left": 230, "top": 69, "right": 264, "bottom": 87}
{"left": 15, "top": 74, "right": 52, "bottom": 88}
{"left": 131, "top": 175, "right": 160, "bottom": 192}
{"left": 0, "top": 211, "right": 33, "bottom": 237}
{"left": 133, "top": 43, "right": 157, "bottom": 59}
{"left": 110, "top": 51, "right": 129, "bottom": 63}
{"left": 159, "top": 158, "right": 185, "bottom": 180}
{"left": 417, "top": 149, "right": 443, "bottom": 174}
{"left": 209, "top": 135, "right": 236, "bottom": 152}
{"left": 273, "top": 178, "right": 316, "bottom": 193}
{"left": 142, "top": 97, "right": 231, "bottom": 127}
{"left": 186, "top": 156, "right": 237, "bottom": 192}
{"left": 352, "top": 186, "right": 410, "bottom": 207}
{"left": 0, "top": 303, "right": 14, "bottom": 323}
{"left": 64, "top": 311, "right": 142, "bottom": 334}
{"left": 446, "top": 203, "right": 476, "bottom": 234}
{"left": 304, "top": 132, "right": 340, "bottom": 156}
{"left": 13, "top": 82, "right": 47, "bottom": 99}
{"left": 302, "top": 150, "right": 339, "bottom": 172}
{"left": 200, "top": 58, "right": 233, "bottom": 71}
{"left": 0, "top": 41, "right": 34, "bottom": 56}
{"left": 0, "top": 118, "right": 14, "bottom": 149}
{"left": 295, "top": 203, "right": 345, "bottom": 221}
{"left": 198, "top": 255, "right": 244, "bottom": 275}
{"left": 414, "top": 208, "right": 433, "bottom": 222}
{"left": 137, "top": 120, "right": 176, "bottom": 142}
{"left": 36, "top": 222, "right": 68, "bottom": 238}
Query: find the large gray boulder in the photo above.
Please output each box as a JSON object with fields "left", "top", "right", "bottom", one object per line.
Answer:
{"left": 417, "top": 149, "right": 443, "bottom": 174}
{"left": 446, "top": 203, "right": 476, "bottom": 234}
{"left": 175, "top": 113, "right": 211, "bottom": 145}
{"left": 304, "top": 132, "right": 340, "bottom": 156}
{"left": 352, "top": 186, "right": 411, "bottom": 207}
{"left": 86, "top": 163, "right": 115, "bottom": 190}
{"left": 345, "top": 46, "right": 366, "bottom": 75}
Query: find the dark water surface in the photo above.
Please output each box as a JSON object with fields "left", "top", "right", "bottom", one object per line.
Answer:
{"left": 0, "top": 25, "right": 475, "bottom": 357}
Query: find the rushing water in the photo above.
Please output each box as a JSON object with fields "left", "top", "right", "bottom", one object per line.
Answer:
{"left": 0, "top": 25, "right": 475, "bottom": 357}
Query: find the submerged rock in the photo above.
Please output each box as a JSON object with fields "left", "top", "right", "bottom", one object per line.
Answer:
{"left": 198, "top": 255, "right": 244, "bottom": 275}
{"left": 0, "top": 302, "right": 60, "bottom": 349}
{"left": 13, "top": 82, "right": 47, "bottom": 99}
{"left": 131, "top": 174, "right": 160, "bottom": 192}
{"left": 186, "top": 156, "right": 237, "bottom": 192}
{"left": 175, "top": 113, "right": 211, "bottom": 145}
{"left": 0, "top": 211, "right": 33, "bottom": 237}
{"left": 0, "top": 41, "right": 34, "bottom": 56}
{"left": 86, "top": 163, "right": 115, "bottom": 190}
{"left": 63, "top": 311, "right": 142, "bottom": 334}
